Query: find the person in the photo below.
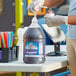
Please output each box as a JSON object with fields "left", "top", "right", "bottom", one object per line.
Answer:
{"left": 27, "top": 0, "right": 76, "bottom": 76}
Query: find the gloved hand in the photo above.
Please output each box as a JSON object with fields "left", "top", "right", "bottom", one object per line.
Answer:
{"left": 27, "top": 0, "right": 45, "bottom": 12}
{"left": 44, "top": 14, "right": 68, "bottom": 27}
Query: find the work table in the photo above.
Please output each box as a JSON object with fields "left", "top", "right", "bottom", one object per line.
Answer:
{"left": 0, "top": 45, "right": 68, "bottom": 72}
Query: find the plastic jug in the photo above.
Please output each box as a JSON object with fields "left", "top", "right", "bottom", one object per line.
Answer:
{"left": 23, "top": 13, "right": 45, "bottom": 64}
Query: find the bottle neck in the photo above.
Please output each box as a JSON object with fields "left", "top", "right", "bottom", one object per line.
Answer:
{"left": 29, "top": 12, "right": 41, "bottom": 28}
{"left": 29, "top": 22, "right": 40, "bottom": 28}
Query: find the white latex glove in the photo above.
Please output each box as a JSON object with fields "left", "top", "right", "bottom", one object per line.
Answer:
{"left": 27, "top": 0, "right": 46, "bottom": 12}
{"left": 44, "top": 14, "right": 68, "bottom": 27}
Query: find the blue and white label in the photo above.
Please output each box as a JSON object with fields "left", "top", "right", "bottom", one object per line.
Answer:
{"left": 25, "top": 42, "right": 43, "bottom": 57}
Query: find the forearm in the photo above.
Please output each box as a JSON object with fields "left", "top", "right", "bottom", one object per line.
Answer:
{"left": 43, "top": 0, "right": 64, "bottom": 8}
{"left": 68, "top": 16, "right": 76, "bottom": 25}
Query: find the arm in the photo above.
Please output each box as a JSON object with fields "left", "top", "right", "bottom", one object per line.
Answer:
{"left": 43, "top": 0, "right": 64, "bottom": 8}
{"left": 68, "top": 16, "right": 76, "bottom": 25}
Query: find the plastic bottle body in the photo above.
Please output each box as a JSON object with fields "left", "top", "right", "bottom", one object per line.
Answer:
{"left": 23, "top": 27, "right": 45, "bottom": 64}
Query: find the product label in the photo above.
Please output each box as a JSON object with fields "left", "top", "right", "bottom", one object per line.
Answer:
{"left": 25, "top": 42, "right": 43, "bottom": 57}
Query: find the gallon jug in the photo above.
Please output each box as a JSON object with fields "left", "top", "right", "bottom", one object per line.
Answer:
{"left": 23, "top": 13, "right": 45, "bottom": 64}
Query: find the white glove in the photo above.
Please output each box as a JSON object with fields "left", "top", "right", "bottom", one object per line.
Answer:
{"left": 27, "top": 0, "right": 45, "bottom": 12}
{"left": 44, "top": 14, "right": 68, "bottom": 27}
